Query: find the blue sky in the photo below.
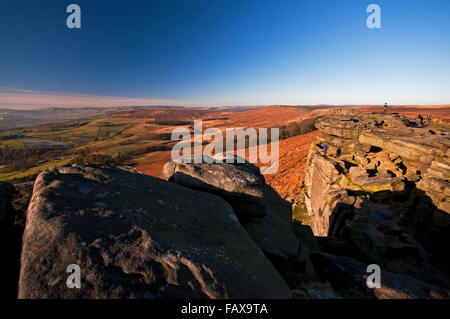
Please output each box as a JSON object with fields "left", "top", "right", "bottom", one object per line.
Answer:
{"left": 0, "top": 0, "right": 449, "bottom": 108}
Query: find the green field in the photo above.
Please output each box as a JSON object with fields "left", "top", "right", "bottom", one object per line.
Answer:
{"left": 0, "top": 158, "right": 72, "bottom": 181}
{"left": 0, "top": 114, "right": 182, "bottom": 182}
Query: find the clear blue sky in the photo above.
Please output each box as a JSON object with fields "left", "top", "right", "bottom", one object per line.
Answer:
{"left": 0, "top": 0, "right": 449, "bottom": 107}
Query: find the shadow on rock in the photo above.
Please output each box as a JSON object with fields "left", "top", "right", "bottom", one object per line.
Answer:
{"left": 325, "top": 187, "right": 450, "bottom": 290}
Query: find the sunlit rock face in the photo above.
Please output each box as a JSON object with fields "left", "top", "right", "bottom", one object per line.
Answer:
{"left": 294, "top": 109, "right": 450, "bottom": 287}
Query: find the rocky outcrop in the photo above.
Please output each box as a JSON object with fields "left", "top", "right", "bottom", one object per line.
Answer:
{"left": 301, "top": 151, "right": 342, "bottom": 236}
{"left": 300, "top": 110, "right": 449, "bottom": 236}
{"left": 294, "top": 109, "right": 450, "bottom": 296}
{"left": 18, "top": 165, "right": 291, "bottom": 299}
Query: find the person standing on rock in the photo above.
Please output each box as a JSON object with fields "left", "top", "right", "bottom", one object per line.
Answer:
{"left": 383, "top": 103, "right": 388, "bottom": 114}
{"left": 427, "top": 113, "right": 432, "bottom": 126}
{"left": 322, "top": 144, "right": 328, "bottom": 156}
{"left": 417, "top": 113, "right": 424, "bottom": 126}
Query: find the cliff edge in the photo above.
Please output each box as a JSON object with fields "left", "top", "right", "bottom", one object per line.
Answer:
{"left": 294, "top": 109, "right": 450, "bottom": 290}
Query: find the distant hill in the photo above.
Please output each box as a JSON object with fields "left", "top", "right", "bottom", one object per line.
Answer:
{"left": 0, "top": 106, "right": 185, "bottom": 131}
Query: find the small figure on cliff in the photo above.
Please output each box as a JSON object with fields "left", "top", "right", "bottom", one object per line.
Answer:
{"left": 427, "top": 113, "right": 432, "bottom": 126}
{"left": 383, "top": 103, "right": 388, "bottom": 114}
{"left": 322, "top": 144, "right": 328, "bottom": 156}
{"left": 417, "top": 114, "right": 424, "bottom": 126}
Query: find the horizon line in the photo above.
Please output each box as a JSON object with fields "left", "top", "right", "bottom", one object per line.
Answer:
{"left": 0, "top": 87, "right": 449, "bottom": 110}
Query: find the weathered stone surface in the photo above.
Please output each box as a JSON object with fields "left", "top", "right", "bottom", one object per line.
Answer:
{"left": 316, "top": 118, "right": 362, "bottom": 140}
{"left": 339, "top": 223, "right": 424, "bottom": 269}
{"left": 417, "top": 178, "right": 450, "bottom": 207}
{"left": 293, "top": 108, "right": 450, "bottom": 292}
{"left": 407, "top": 189, "right": 450, "bottom": 274}
{"left": 162, "top": 160, "right": 266, "bottom": 218}
{"left": 160, "top": 157, "right": 304, "bottom": 261}
{"left": 292, "top": 222, "right": 320, "bottom": 252}
{"left": 212, "top": 153, "right": 263, "bottom": 177}
{"left": 298, "top": 108, "right": 449, "bottom": 232}
{"left": 164, "top": 158, "right": 300, "bottom": 261}
{"left": 292, "top": 243, "right": 311, "bottom": 273}
{"left": 240, "top": 185, "right": 299, "bottom": 259}
{"left": 348, "top": 167, "right": 368, "bottom": 185}
{"left": 316, "top": 236, "right": 354, "bottom": 257}
{"left": 19, "top": 165, "right": 291, "bottom": 299}
{"left": 358, "top": 176, "right": 405, "bottom": 192}
{"left": 310, "top": 252, "right": 450, "bottom": 299}
{"left": 11, "top": 182, "right": 34, "bottom": 228}
{"left": 302, "top": 151, "right": 341, "bottom": 236}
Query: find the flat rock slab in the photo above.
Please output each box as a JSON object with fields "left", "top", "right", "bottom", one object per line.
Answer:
{"left": 18, "top": 165, "right": 290, "bottom": 299}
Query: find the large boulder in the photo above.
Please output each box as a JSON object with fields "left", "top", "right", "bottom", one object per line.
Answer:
{"left": 162, "top": 160, "right": 266, "bottom": 218}
{"left": 18, "top": 165, "right": 290, "bottom": 299}
{"left": 339, "top": 223, "right": 419, "bottom": 265}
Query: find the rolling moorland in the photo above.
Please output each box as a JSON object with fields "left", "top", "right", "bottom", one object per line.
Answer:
{"left": 0, "top": 105, "right": 324, "bottom": 184}
{"left": 1, "top": 104, "right": 449, "bottom": 200}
